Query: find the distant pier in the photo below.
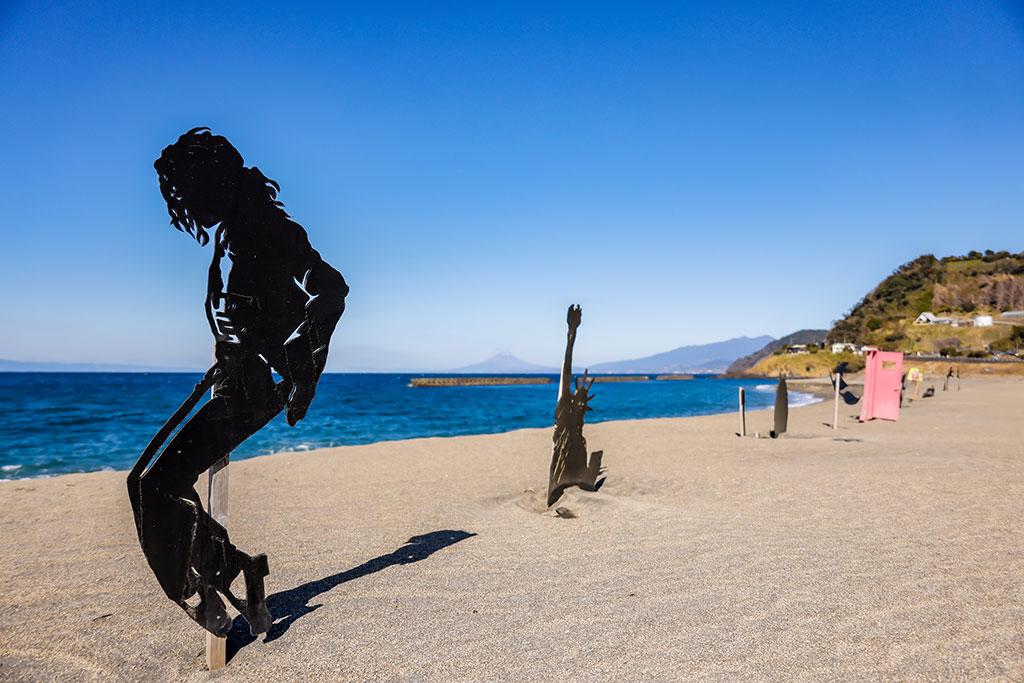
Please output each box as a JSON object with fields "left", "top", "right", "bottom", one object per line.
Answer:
{"left": 655, "top": 374, "right": 694, "bottom": 380}
{"left": 590, "top": 375, "right": 651, "bottom": 382}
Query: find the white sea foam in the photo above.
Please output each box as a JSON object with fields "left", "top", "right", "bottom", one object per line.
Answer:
{"left": 748, "top": 385, "right": 822, "bottom": 407}
{"left": 789, "top": 391, "right": 823, "bottom": 407}
{"left": 0, "top": 472, "right": 56, "bottom": 483}
{"left": 1, "top": 464, "right": 22, "bottom": 472}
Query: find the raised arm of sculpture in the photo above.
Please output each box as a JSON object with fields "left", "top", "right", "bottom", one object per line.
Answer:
{"left": 558, "top": 304, "right": 582, "bottom": 404}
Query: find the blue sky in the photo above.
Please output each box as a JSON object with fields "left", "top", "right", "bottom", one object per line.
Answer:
{"left": 1, "top": 1, "right": 1022, "bottom": 370}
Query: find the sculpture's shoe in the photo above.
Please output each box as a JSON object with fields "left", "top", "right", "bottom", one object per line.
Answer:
{"left": 241, "top": 552, "right": 270, "bottom": 634}
{"left": 242, "top": 553, "right": 272, "bottom": 635}
{"left": 220, "top": 554, "right": 272, "bottom": 636}
{"left": 183, "top": 583, "right": 232, "bottom": 637}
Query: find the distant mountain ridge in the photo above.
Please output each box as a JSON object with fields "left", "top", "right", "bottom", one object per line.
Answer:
{"left": 451, "top": 353, "right": 557, "bottom": 374}
{"left": 588, "top": 335, "right": 774, "bottom": 374}
{"left": 0, "top": 359, "right": 197, "bottom": 373}
{"left": 724, "top": 329, "right": 828, "bottom": 375}
{"left": 12, "top": 334, "right": 780, "bottom": 376}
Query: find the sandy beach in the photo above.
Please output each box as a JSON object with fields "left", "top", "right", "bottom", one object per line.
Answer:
{"left": 1, "top": 378, "right": 1022, "bottom": 681}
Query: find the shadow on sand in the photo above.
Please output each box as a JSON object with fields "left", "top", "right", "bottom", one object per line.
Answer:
{"left": 227, "top": 529, "right": 476, "bottom": 661}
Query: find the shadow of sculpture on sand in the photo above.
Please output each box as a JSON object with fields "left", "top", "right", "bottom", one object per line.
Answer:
{"left": 227, "top": 529, "right": 476, "bottom": 660}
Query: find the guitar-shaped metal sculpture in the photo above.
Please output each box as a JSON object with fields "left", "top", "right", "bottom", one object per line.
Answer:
{"left": 547, "top": 305, "right": 606, "bottom": 507}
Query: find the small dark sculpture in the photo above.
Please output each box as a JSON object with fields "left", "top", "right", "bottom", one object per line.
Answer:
{"left": 830, "top": 362, "right": 859, "bottom": 405}
{"left": 547, "top": 305, "right": 605, "bottom": 507}
{"left": 127, "top": 128, "right": 348, "bottom": 637}
{"left": 770, "top": 375, "right": 788, "bottom": 438}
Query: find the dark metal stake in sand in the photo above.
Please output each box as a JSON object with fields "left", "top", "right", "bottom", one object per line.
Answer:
{"left": 833, "top": 370, "right": 841, "bottom": 430}
{"left": 738, "top": 387, "right": 746, "bottom": 436}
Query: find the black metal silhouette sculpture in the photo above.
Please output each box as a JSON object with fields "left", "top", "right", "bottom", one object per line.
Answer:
{"left": 830, "top": 361, "right": 860, "bottom": 405}
{"left": 547, "top": 305, "right": 605, "bottom": 507}
{"left": 127, "top": 128, "right": 348, "bottom": 637}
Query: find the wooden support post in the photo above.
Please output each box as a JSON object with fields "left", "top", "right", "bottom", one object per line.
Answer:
{"left": 205, "top": 454, "right": 229, "bottom": 671}
{"left": 738, "top": 387, "right": 746, "bottom": 436}
{"left": 833, "top": 372, "right": 841, "bottom": 430}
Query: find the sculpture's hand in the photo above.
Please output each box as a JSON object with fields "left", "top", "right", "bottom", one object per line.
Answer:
{"left": 286, "top": 383, "right": 315, "bottom": 426}
{"left": 566, "top": 304, "right": 582, "bottom": 332}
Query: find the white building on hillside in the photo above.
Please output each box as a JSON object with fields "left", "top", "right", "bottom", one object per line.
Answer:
{"left": 914, "top": 312, "right": 954, "bottom": 325}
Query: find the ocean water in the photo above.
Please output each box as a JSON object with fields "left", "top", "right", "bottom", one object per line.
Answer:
{"left": 0, "top": 373, "right": 815, "bottom": 480}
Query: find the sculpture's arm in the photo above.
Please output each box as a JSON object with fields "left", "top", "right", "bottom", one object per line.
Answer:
{"left": 559, "top": 305, "right": 582, "bottom": 403}
{"left": 281, "top": 226, "right": 349, "bottom": 425}
{"left": 293, "top": 251, "right": 349, "bottom": 340}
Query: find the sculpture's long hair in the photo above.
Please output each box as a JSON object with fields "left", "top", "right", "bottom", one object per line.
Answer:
{"left": 154, "top": 127, "right": 287, "bottom": 245}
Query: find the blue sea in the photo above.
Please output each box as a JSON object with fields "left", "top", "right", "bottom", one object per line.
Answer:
{"left": 0, "top": 373, "right": 813, "bottom": 481}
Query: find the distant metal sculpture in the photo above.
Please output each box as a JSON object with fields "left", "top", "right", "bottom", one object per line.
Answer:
{"left": 770, "top": 375, "right": 788, "bottom": 438}
{"left": 830, "top": 361, "right": 859, "bottom": 405}
{"left": 127, "top": 128, "right": 348, "bottom": 637}
{"left": 547, "top": 305, "right": 605, "bottom": 507}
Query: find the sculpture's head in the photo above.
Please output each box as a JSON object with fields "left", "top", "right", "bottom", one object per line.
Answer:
{"left": 154, "top": 127, "right": 283, "bottom": 245}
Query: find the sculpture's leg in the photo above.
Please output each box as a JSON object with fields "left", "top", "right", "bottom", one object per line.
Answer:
{"left": 138, "top": 356, "right": 286, "bottom": 636}
{"left": 548, "top": 447, "right": 606, "bottom": 505}
{"left": 583, "top": 450, "right": 606, "bottom": 492}
{"left": 182, "top": 569, "right": 233, "bottom": 636}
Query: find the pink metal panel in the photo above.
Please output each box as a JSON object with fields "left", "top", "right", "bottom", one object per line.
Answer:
{"left": 859, "top": 350, "right": 903, "bottom": 422}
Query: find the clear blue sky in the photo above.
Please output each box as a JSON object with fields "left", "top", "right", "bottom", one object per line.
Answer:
{"left": 1, "top": 1, "right": 1022, "bottom": 370}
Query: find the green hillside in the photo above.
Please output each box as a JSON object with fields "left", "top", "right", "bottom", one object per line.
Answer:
{"left": 724, "top": 329, "right": 827, "bottom": 375}
{"left": 827, "top": 251, "right": 1024, "bottom": 355}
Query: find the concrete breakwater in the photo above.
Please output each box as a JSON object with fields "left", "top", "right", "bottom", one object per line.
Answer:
{"left": 590, "top": 375, "right": 651, "bottom": 383}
